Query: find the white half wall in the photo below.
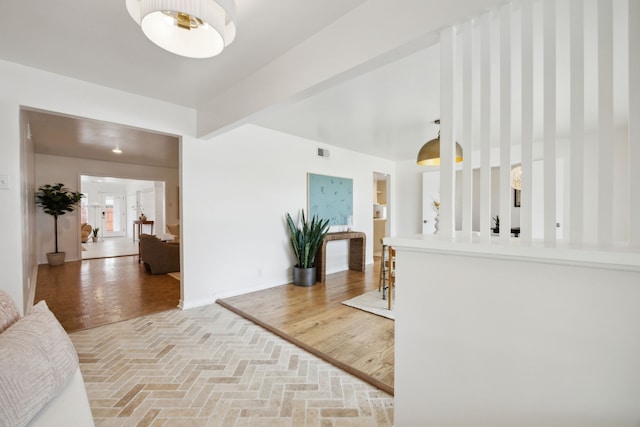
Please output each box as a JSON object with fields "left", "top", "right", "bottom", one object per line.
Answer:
{"left": 391, "top": 240, "right": 640, "bottom": 426}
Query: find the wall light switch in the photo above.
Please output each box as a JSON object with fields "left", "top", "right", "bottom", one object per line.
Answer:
{"left": 0, "top": 175, "right": 8, "bottom": 190}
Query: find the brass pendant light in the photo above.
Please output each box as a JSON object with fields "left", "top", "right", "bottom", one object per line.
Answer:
{"left": 417, "top": 119, "right": 463, "bottom": 166}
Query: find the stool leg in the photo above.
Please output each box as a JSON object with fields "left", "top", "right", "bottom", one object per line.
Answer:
{"left": 387, "top": 246, "right": 395, "bottom": 309}
{"left": 378, "top": 243, "right": 387, "bottom": 292}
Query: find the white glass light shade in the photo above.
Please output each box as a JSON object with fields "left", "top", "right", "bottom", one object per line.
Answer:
{"left": 126, "top": 0, "right": 236, "bottom": 59}
{"left": 511, "top": 165, "right": 522, "bottom": 190}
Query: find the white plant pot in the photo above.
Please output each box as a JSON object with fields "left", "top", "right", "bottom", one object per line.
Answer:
{"left": 47, "top": 252, "right": 66, "bottom": 266}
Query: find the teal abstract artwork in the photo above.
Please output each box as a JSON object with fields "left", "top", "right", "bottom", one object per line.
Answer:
{"left": 308, "top": 173, "right": 353, "bottom": 225}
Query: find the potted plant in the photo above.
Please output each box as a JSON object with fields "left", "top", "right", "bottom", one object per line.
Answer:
{"left": 286, "top": 209, "right": 330, "bottom": 286}
{"left": 92, "top": 227, "right": 100, "bottom": 242}
{"left": 36, "top": 183, "right": 83, "bottom": 265}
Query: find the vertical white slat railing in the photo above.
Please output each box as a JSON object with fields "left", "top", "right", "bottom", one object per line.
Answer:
{"left": 499, "top": 4, "right": 512, "bottom": 243}
{"left": 597, "top": 0, "right": 614, "bottom": 247}
{"left": 440, "top": 26, "right": 456, "bottom": 239}
{"left": 630, "top": 0, "right": 640, "bottom": 248}
{"left": 434, "top": 0, "right": 633, "bottom": 251}
{"left": 479, "top": 13, "right": 492, "bottom": 240}
{"left": 543, "top": 0, "right": 557, "bottom": 246}
{"left": 569, "top": 0, "right": 585, "bottom": 247}
{"left": 461, "top": 20, "right": 474, "bottom": 240}
{"left": 520, "top": 1, "right": 534, "bottom": 245}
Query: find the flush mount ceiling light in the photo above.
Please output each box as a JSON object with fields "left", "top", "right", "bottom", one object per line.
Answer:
{"left": 417, "top": 119, "right": 463, "bottom": 166}
{"left": 126, "top": 0, "right": 237, "bottom": 59}
{"left": 112, "top": 147, "right": 122, "bottom": 154}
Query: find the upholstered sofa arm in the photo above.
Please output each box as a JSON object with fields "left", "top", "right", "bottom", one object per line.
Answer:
{"left": 139, "top": 234, "right": 180, "bottom": 274}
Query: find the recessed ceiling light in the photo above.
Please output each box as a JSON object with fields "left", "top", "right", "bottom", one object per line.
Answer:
{"left": 112, "top": 148, "right": 122, "bottom": 154}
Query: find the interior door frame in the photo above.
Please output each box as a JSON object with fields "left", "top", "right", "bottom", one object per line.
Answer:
{"left": 101, "top": 192, "right": 126, "bottom": 237}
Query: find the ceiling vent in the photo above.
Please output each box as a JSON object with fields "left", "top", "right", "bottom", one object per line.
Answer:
{"left": 317, "top": 147, "right": 330, "bottom": 159}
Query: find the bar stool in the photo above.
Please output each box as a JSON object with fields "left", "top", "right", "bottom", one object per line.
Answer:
{"left": 378, "top": 241, "right": 388, "bottom": 292}
{"left": 386, "top": 246, "right": 396, "bottom": 310}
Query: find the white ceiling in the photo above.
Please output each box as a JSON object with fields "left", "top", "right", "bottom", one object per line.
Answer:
{"left": 253, "top": 44, "right": 442, "bottom": 161}
{"left": 0, "top": 0, "right": 509, "bottom": 164}
{"left": 0, "top": 0, "right": 367, "bottom": 109}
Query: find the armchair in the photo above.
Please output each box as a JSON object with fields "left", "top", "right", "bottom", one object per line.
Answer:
{"left": 80, "top": 223, "right": 92, "bottom": 243}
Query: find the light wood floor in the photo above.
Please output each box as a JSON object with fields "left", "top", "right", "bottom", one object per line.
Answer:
{"left": 35, "top": 257, "right": 394, "bottom": 395}
{"left": 218, "top": 261, "right": 394, "bottom": 395}
{"left": 81, "top": 236, "right": 139, "bottom": 259}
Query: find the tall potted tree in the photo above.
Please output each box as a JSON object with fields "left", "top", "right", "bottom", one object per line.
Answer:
{"left": 36, "top": 183, "right": 83, "bottom": 265}
{"left": 286, "top": 209, "right": 330, "bottom": 286}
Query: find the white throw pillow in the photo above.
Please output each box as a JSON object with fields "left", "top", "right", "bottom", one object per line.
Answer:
{"left": 0, "top": 289, "right": 20, "bottom": 334}
{"left": 0, "top": 301, "right": 79, "bottom": 427}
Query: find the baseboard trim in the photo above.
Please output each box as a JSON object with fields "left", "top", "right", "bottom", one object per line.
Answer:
{"left": 212, "top": 280, "right": 286, "bottom": 301}
{"left": 178, "top": 297, "right": 216, "bottom": 310}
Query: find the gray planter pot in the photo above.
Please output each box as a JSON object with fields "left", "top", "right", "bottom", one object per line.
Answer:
{"left": 47, "top": 252, "right": 66, "bottom": 266}
{"left": 293, "top": 266, "right": 316, "bottom": 287}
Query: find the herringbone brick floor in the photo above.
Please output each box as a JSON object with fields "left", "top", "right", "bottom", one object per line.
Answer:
{"left": 70, "top": 303, "right": 394, "bottom": 426}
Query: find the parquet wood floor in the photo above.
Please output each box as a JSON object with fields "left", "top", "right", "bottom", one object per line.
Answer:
{"left": 218, "top": 261, "right": 395, "bottom": 395}
{"left": 34, "top": 255, "right": 180, "bottom": 332}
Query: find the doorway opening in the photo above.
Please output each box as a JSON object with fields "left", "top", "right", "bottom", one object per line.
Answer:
{"left": 102, "top": 192, "right": 126, "bottom": 237}
{"left": 80, "top": 175, "right": 166, "bottom": 260}
{"left": 373, "top": 172, "right": 390, "bottom": 257}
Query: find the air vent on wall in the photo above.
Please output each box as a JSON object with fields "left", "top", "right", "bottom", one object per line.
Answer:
{"left": 317, "top": 147, "right": 330, "bottom": 159}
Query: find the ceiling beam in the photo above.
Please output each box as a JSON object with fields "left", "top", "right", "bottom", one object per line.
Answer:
{"left": 196, "top": 0, "right": 507, "bottom": 140}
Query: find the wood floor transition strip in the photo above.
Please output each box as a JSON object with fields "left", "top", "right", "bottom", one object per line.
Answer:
{"left": 216, "top": 298, "right": 394, "bottom": 396}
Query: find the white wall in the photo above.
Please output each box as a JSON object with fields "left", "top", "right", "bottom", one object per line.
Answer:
{"left": 1, "top": 58, "right": 395, "bottom": 313}
{"left": 0, "top": 59, "right": 195, "bottom": 313}
{"left": 35, "top": 154, "right": 178, "bottom": 264}
{"left": 393, "top": 244, "right": 640, "bottom": 426}
{"left": 180, "top": 124, "right": 394, "bottom": 305}
{"left": 393, "top": 159, "right": 423, "bottom": 237}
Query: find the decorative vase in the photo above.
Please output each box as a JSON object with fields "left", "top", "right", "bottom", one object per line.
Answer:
{"left": 47, "top": 252, "right": 66, "bottom": 266}
{"left": 140, "top": 214, "right": 147, "bottom": 221}
{"left": 293, "top": 266, "right": 316, "bottom": 287}
{"left": 434, "top": 214, "right": 439, "bottom": 234}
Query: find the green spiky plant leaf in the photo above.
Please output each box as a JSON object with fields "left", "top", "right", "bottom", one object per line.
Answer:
{"left": 36, "top": 183, "right": 84, "bottom": 253}
{"left": 286, "top": 209, "right": 330, "bottom": 268}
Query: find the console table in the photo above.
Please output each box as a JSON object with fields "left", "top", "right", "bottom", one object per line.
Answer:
{"left": 315, "top": 231, "right": 366, "bottom": 282}
{"left": 133, "top": 220, "right": 154, "bottom": 242}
